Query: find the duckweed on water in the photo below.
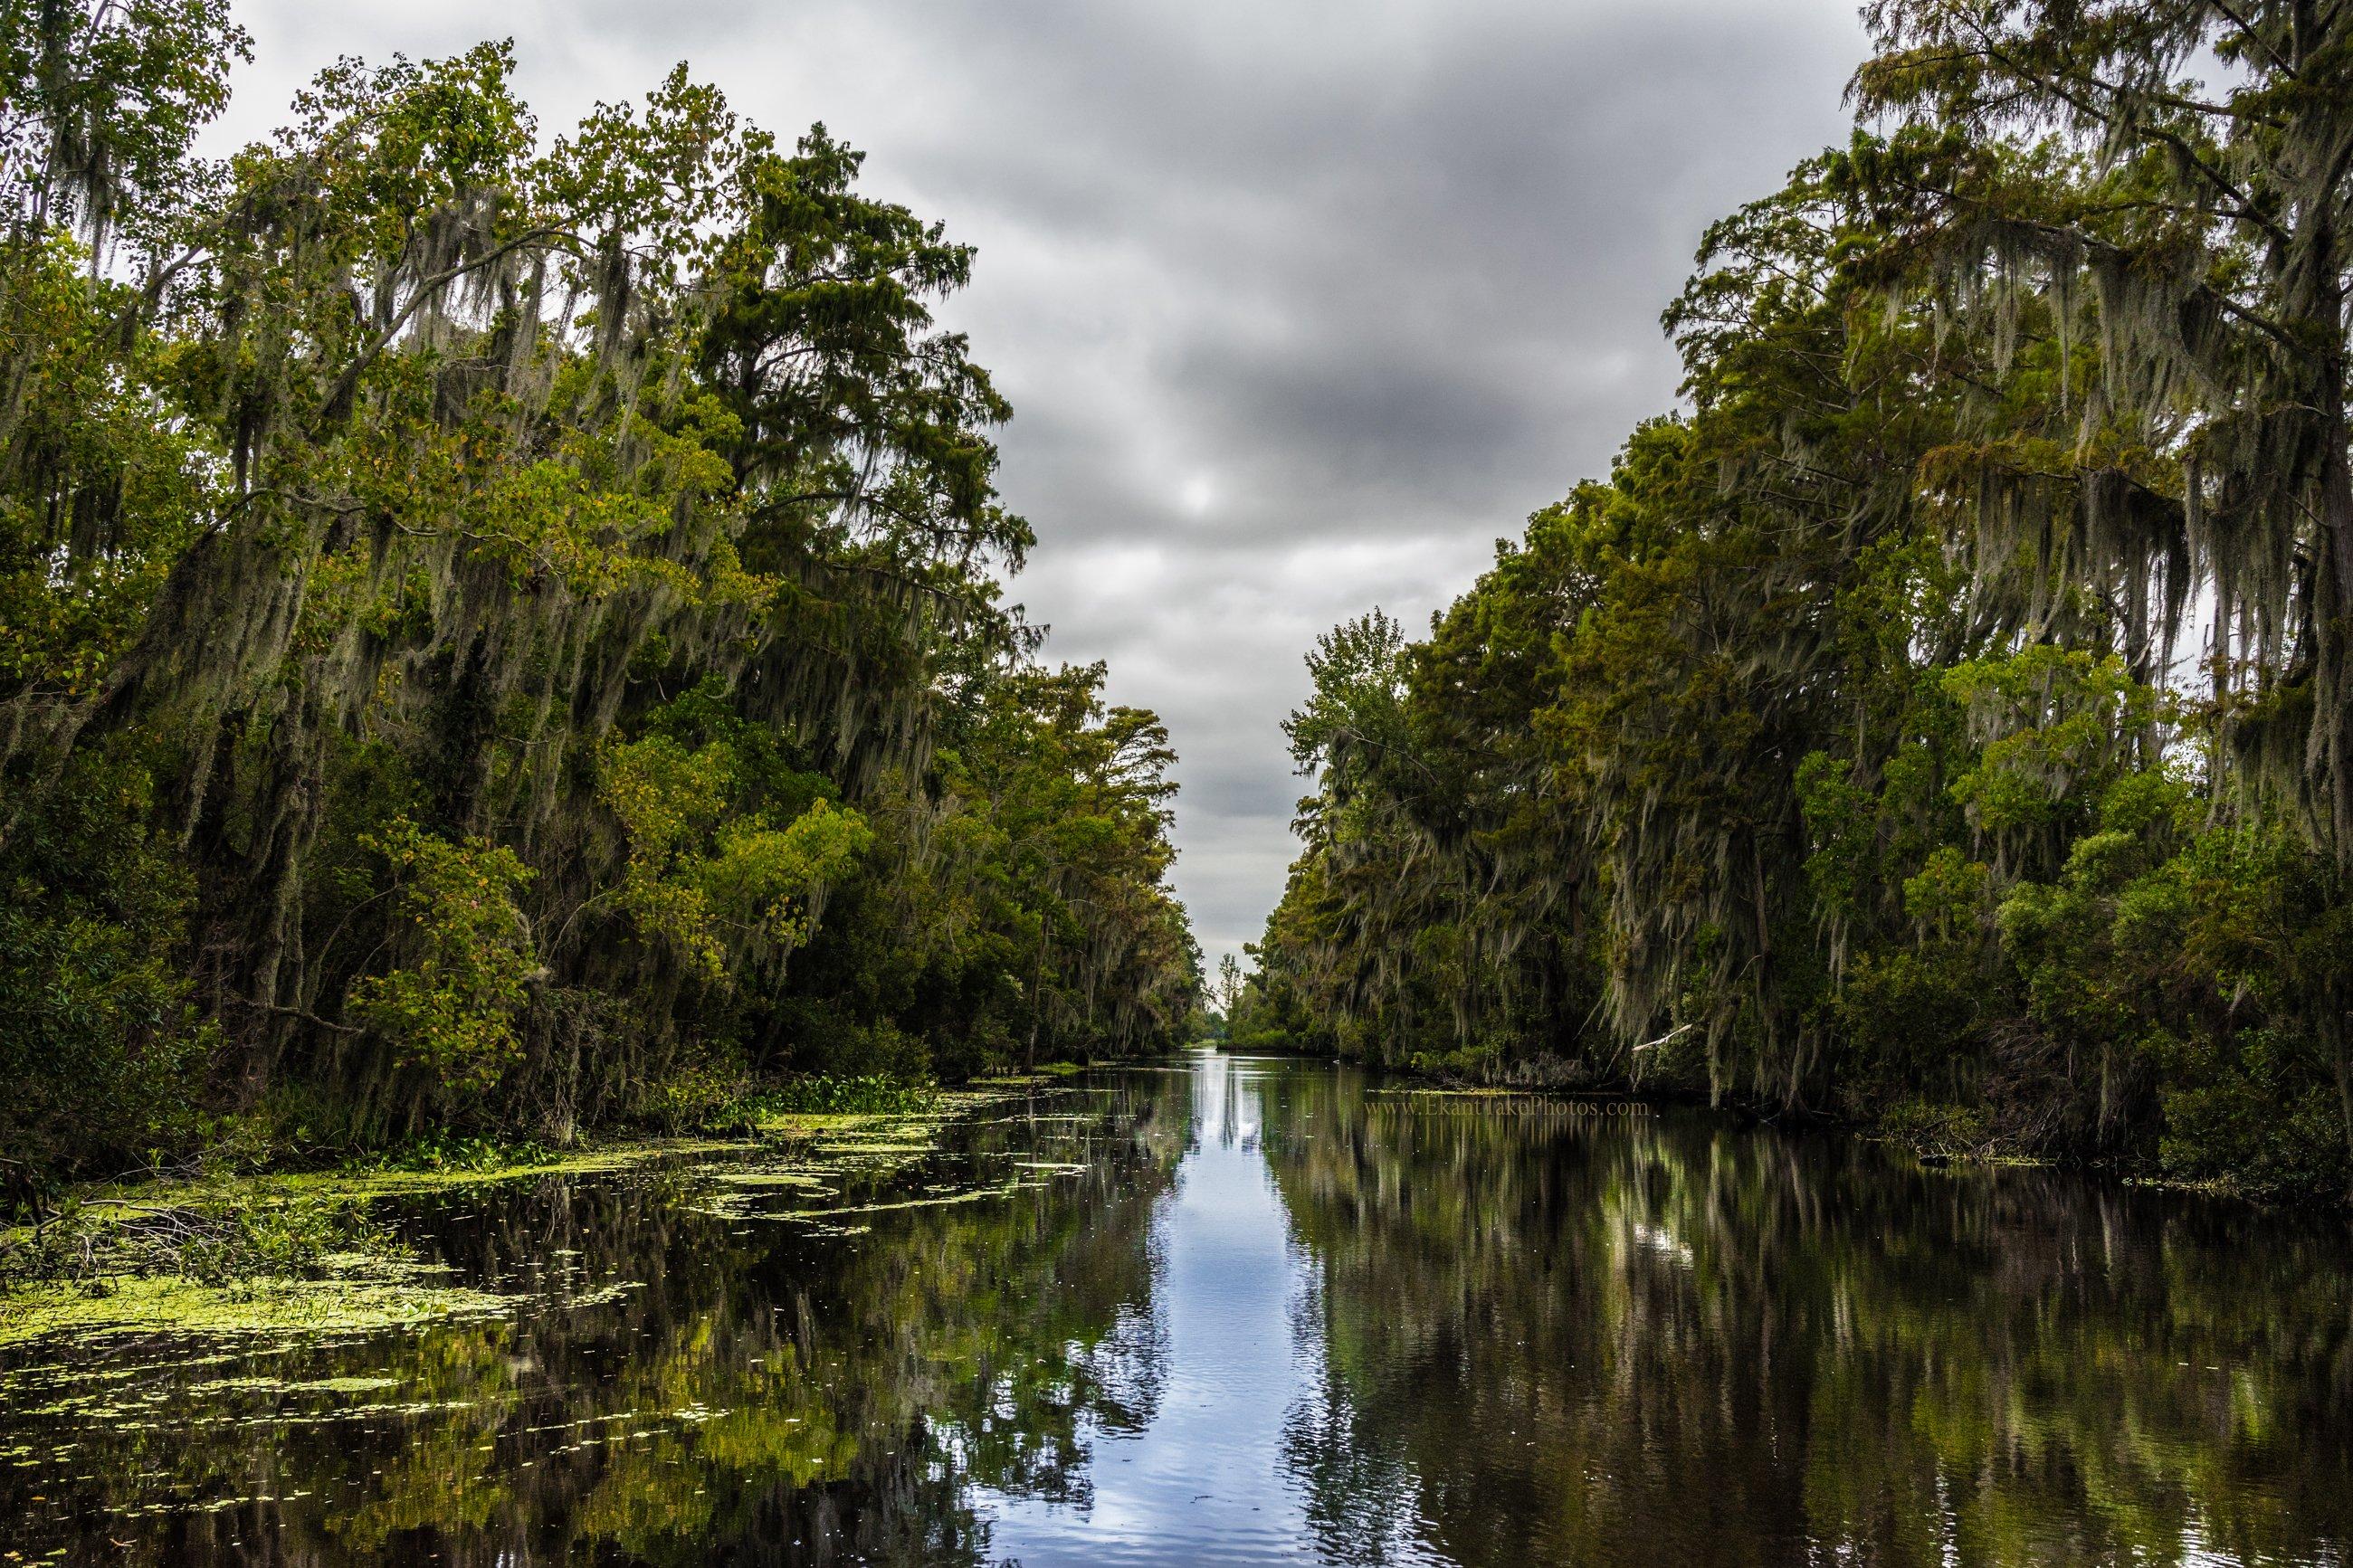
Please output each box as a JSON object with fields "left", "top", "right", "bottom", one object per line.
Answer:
{"left": 0, "top": 1261, "right": 510, "bottom": 1348}
{"left": 1, "top": 1079, "right": 1067, "bottom": 1346}
{"left": 303, "top": 1137, "right": 751, "bottom": 1198}
{"left": 187, "top": 1375, "right": 402, "bottom": 1395}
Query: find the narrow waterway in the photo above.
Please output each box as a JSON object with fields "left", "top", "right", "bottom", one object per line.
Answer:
{"left": 5, "top": 1052, "right": 2351, "bottom": 1565}
{"left": 976, "top": 1054, "right": 1396, "bottom": 1565}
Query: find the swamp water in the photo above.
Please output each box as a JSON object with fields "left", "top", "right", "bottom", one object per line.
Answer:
{"left": 3, "top": 1052, "right": 2350, "bottom": 1565}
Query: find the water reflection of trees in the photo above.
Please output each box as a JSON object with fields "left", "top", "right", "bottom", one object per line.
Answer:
{"left": 1, "top": 1079, "right": 1192, "bottom": 1564}
{"left": 1262, "top": 1077, "right": 2353, "bottom": 1568}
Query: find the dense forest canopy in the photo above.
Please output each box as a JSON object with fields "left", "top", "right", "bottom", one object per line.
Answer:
{"left": 0, "top": 0, "right": 1199, "bottom": 1184}
{"left": 1236, "top": 0, "right": 2353, "bottom": 1201}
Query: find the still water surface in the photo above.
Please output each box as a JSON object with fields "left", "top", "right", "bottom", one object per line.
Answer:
{"left": 5, "top": 1052, "right": 2351, "bottom": 1564}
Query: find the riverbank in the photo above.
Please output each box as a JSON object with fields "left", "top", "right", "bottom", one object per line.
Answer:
{"left": 0, "top": 1070, "right": 1084, "bottom": 1347}
{"left": 1244, "top": 1043, "right": 2312, "bottom": 1206}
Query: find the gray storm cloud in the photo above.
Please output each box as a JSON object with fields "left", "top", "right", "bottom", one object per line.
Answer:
{"left": 211, "top": 0, "right": 1867, "bottom": 974}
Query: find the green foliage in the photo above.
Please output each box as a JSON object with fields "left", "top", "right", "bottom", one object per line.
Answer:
{"left": 347, "top": 820, "right": 538, "bottom": 1091}
{"left": 602, "top": 732, "right": 872, "bottom": 977}
{"left": 372, "top": 1133, "right": 555, "bottom": 1174}
{"left": 0, "top": 0, "right": 248, "bottom": 243}
{"left": 767, "top": 661, "right": 1198, "bottom": 1086}
{"left": 1246, "top": 2, "right": 2353, "bottom": 1200}
{"left": 0, "top": 14, "right": 1197, "bottom": 1180}
{"left": 0, "top": 754, "right": 211, "bottom": 1183}
{"left": 754, "top": 1073, "right": 939, "bottom": 1117}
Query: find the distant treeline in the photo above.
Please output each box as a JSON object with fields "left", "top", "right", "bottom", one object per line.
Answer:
{"left": 1236, "top": 1, "right": 2353, "bottom": 1200}
{"left": 0, "top": 2, "right": 1197, "bottom": 1185}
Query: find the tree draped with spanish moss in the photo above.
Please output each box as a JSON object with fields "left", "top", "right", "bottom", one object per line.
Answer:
{"left": 0, "top": 1, "right": 1197, "bottom": 1183}
{"left": 1240, "top": 0, "right": 2353, "bottom": 1199}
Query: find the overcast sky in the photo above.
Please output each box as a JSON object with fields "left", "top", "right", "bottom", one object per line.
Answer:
{"left": 214, "top": 0, "right": 1867, "bottom": 974}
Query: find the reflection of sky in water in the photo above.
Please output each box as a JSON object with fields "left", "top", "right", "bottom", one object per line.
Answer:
{"left": 978, "top": 1055, "right": 1440, "bottom": 1566}
{"left": 8, "top": 1052, "right": 2349, "bottom": 1564}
